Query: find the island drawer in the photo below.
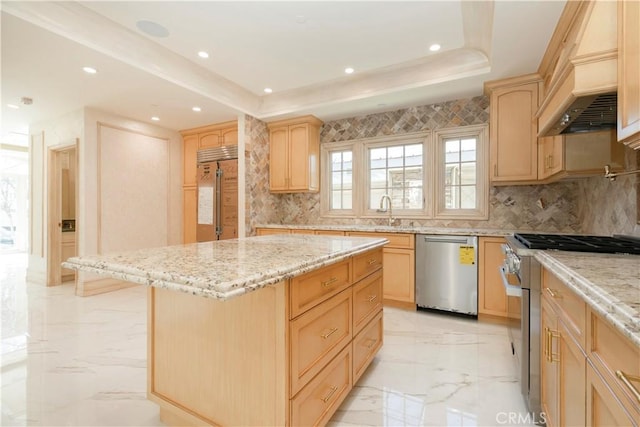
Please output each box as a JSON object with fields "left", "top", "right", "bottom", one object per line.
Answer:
{"left": 290, "top": 288, "right": 353, "bottom": 396}
{"left": 290, "top": 259, "right": 351, "bottom": 319}
{"left": 352, "top": 248, "right": 383, "bottom": 283}
{"left": 290, "top": 344, "right": 352, "bottom": 427}
{"left": 352, "top": 270, "right": 383, "bottom": 334}
{"left": 587, "top": 308, "right": 640, "bottom": 420}
{"left": 542, "top": 269, "right": 586, "bottom": 347}
{"left": 353, "top": 310, "right": 383, "bottom": 384}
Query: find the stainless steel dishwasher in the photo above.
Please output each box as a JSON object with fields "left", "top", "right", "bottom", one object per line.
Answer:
{"left": 415, "top": 234, "right": 478, "bottom": 315}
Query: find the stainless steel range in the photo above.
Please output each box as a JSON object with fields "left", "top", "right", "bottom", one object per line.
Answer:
{"left": 502, "top": 233, "right": 640, "bottom": 418}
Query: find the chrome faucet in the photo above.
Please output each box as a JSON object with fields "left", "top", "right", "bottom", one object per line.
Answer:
{"left": 377, "top": 194, "right": 396, "bottom": 226}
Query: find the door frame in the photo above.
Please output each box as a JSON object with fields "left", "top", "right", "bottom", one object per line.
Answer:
{"left": 46, "top": 140, "right": 78, "bottom": 286}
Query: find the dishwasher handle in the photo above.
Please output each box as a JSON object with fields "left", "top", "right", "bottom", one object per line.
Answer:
{"left": 421, "top": 235, "right": 471, "bottom": 244}
{"left": 499, "top": 266, "right": 523, "bottom": 297}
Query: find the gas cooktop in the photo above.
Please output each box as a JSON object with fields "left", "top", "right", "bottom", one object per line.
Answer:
{"left": 513, "top": 233, "right": 640, "bottom": 255}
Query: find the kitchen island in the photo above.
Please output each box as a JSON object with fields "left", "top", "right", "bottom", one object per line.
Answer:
{"left": 63, "top": 234, "right": 387, "bottom": 426}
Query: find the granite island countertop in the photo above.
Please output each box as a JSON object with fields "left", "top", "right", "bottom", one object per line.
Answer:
{"left": 63, "top": 234, "right": 388, "bottom": 300}
{"left": 535, "top": 250, "right": 640, "bottom": 348}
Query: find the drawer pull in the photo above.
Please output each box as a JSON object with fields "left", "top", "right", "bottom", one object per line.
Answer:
{"left": 321, "top": 327, "right": 338, "bottom": 339}
{"left": 321, "top": 277, "right": 338, "bottom": 288}
{"left": 365, "top": 338, "right": 377, "bottom": 349}
{"left": 321, "top": 385, "right": 338, "bottom": 403}
{"left": 367, "top": 295, "right": 378, "bottom": 302}
{"left": 616, "top": 370, "right": 640, "bottom": 402}
{"left": 545, "top": 288, "right": 562, "bottom": 299}
{"left": 367, "top": 259, "right": 377, "bottom": 265}
{"left": 545, "top": 327, "right": 559, "bottom": 363}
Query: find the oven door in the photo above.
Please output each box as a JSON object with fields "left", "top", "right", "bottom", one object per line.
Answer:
{"left": 499, "top": 264, "right": 524, "bottom": 379}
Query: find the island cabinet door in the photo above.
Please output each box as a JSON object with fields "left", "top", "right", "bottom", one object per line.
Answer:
{"left": 289, "top": 288, "right": 352, "bottom": 396}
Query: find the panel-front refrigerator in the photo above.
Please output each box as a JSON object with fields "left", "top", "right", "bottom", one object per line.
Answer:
{"left": 196, "top": 146, "right": 238, "bottom": 241}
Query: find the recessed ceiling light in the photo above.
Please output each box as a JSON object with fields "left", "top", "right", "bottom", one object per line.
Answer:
{"left": 151, "top": 116, "right": 160, "bottom": 121}
{"left": 264, "top": 88, "right": 273, "bottom": 94}
{"left": 429, "top": 44, "right": 441, "bottom": 52}
{"left": 345, "top": 67, "right": 354, "bottom": 74}
{"left": 192, "top": 106, "right": 202, "bottom": 112}
{"left": 7, "top": 104, "right": 19, "bottom": 109}
{"left": 198, "top": 51, "right": 209, "bottom": 59}
{"left": 83, "top": 66, "right": 97, "bottom": 74}
{"left": 136, "top": 20, "right": 170, "bottom": 38}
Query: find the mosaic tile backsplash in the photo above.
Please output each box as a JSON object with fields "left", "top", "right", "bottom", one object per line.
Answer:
{"left": 245, "top": 97, "right": 639, "bottom": 236}
{"left": 577, "top": 148, "right": 639, "bottom": 236}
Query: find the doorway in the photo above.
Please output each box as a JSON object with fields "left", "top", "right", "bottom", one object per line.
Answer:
{"left": 47, "top": 141, "right": 78, "bottom": 286}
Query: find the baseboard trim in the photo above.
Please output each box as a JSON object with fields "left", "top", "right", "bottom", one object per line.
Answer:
{"left": 25, "top": 268, "right": 46, "bottom": 285}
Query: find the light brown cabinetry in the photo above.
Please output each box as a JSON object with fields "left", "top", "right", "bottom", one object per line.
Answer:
{"left": 538, "top": 130, "right": 625, "bottom": 182}
{"left": 618, "top": 0, "right": 640, "bottom": 148}
{"left": 180, "top": 121, "right": 238, "bottom": 243}
{"left": 540, "top": 266, "right": 640, "bottom": 427}
{"left": 148, "top": 247, "right": 383, "bottom": 427}
{"left": 347, "top": 231, "right": 415, "bottom": 308}
{"left": 256, "top": 228, "right": 290, "bottom": 236}
{"left": 267, "top": 115, "right": 322, "bottom": 193}
{"left": 541, "top": 269, "right": 587, "bottom": 427}
{"left": 586, "top": 306, "right": 640, "bottom": 425}
{"left": 478, "top": 236, "right": 520, "bottom": 319}
{"left": 485, "top": 75, "right": 541, "bottom": 185}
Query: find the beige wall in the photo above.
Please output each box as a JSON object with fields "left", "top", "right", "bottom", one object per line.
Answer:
{"left": 28, "top": 107, "right": 182, "bottom": 289}
{"left": 27, "top": 109, "right": 84, "bottom": 283}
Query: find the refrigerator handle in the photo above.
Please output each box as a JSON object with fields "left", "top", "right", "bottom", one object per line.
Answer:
{"left": 215, "top": 168, "right": 223, "bottom": 237}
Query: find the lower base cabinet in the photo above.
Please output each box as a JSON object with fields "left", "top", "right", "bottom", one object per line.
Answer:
{"left": 587, "top": 361, "right": 638, "bottom": 426}
{"left": 149, "top": 248, "right": 383, "bottom": 427}
{"left": 541, "top": 267, "right": 640, "bottom": 427}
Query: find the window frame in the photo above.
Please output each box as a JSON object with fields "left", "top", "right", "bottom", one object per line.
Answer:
{"left": 361, "top": 132, "right": 431, "bottom": 218}
{"left": 321, "top": 132, "right": 431, "bottom": 219}
{"left": 320, "top": 140, "right": 359, "bottom": 218}
{"left": 433, "top": 124, "right": 489, "bottom": 220}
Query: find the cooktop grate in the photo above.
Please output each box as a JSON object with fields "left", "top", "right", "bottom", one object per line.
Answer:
{"left": 513, "top": 233, "right": 640, "bottom": 255}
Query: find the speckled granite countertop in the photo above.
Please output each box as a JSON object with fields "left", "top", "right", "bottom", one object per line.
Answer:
{"left": 256, "top": 224, "right": 521, "bottom": 236}
{"left": 535, "top": 251, "right": 640, "bottom": 348}
{"left": 62, "top": 234, "right": 388, "bottom": 300}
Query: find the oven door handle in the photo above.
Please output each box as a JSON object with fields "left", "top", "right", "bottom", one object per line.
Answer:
{"left": 499, "top": 266, "right": 523, "bottom": 297}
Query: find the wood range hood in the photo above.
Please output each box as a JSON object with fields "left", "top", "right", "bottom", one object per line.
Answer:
{"left": 536, "top": 0, "right": 618, "bottom": 137}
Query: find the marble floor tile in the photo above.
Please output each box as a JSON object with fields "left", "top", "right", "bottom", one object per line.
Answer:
{"left": 2, "top": 253, "right": 536, "bottom": 426}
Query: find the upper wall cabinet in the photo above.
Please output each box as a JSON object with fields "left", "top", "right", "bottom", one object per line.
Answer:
{"left": 267, "top": 115, "right": 323, "bottom": 193}
{"left": 618, "top": 0, "right": 640, "bottom": 148}
{"left": 484, "top": 74, "right": 541, "bottom": 185}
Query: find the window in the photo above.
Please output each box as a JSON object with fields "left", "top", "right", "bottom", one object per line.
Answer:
{"left": 321, "top": 125, "right": 487, "bottom": 220}
{"left": 329, "top": 149, "right": 353, "bottom": 210}
{"left": 366, "top": 141, "right": 425, "bottom": 214}
{"left": 434, "top": 124, "right": 488, "bottom": 219}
